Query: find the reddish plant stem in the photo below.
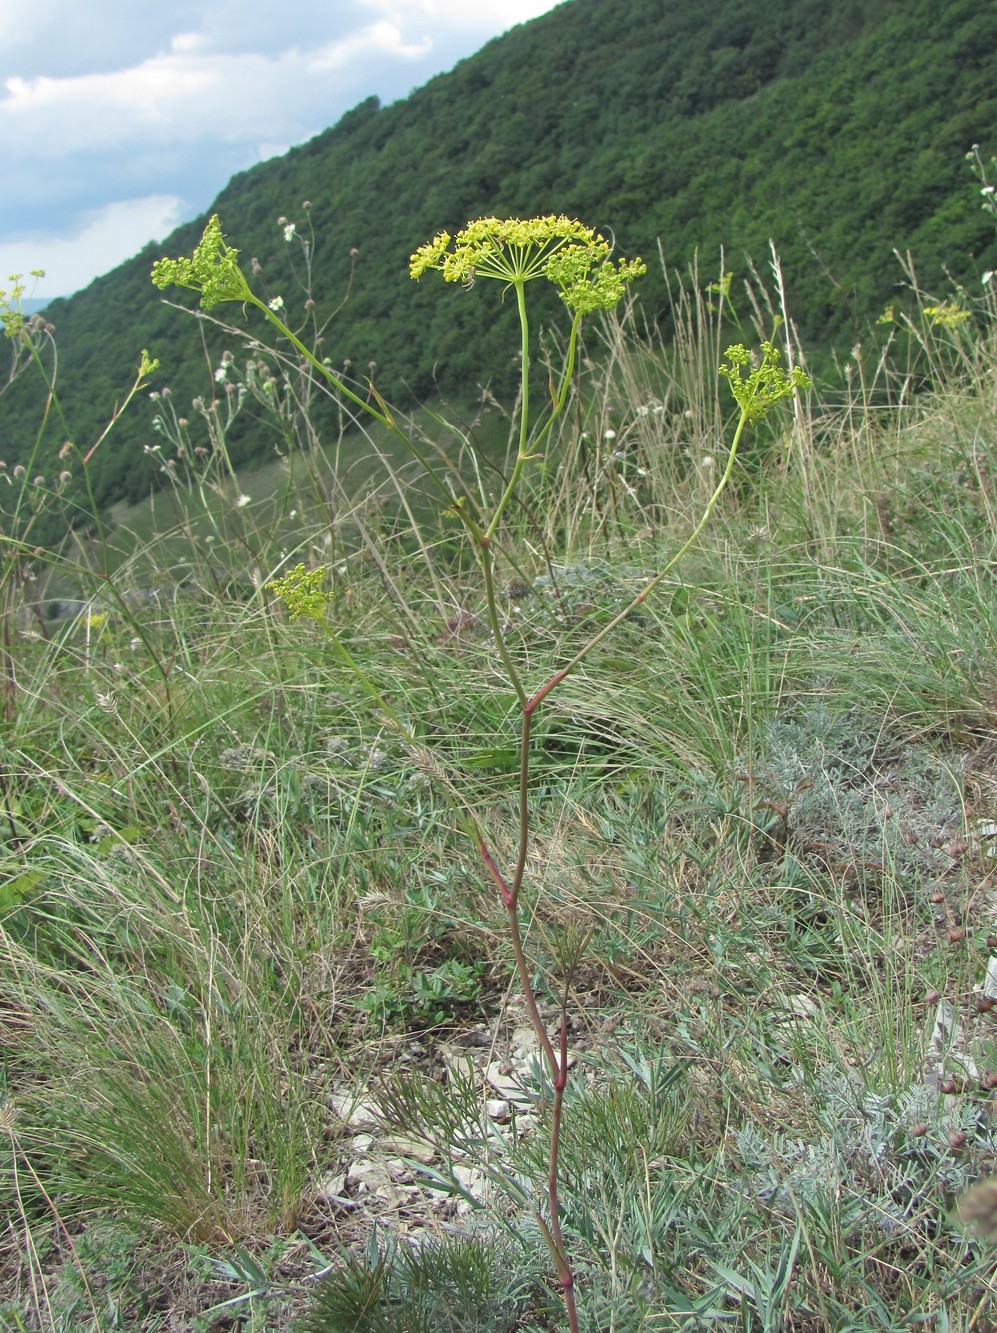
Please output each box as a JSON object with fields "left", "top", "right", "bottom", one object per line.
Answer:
{"left": 478, "top": 832, "right": 559, "bottom": 1080}
{"left": 477, "top": 685, "right": 581, "bottom": 1330}
{"left": 546, "top": 1002, "right": 578, "bottom": 1324}
{"left": 474, "top": 403, "right": 750, "bottom": 1332}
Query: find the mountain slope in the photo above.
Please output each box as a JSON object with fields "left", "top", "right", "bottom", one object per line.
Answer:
{"left": 5, "top": 0, "right": 996, "bottom": 514}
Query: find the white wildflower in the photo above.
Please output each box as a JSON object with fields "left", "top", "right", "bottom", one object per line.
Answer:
{"left": 268, "top": 296, "right": 284, "bottom": 312}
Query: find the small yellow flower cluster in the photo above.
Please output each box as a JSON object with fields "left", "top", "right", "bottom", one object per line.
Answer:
{"left": 151, "top": 215, "right": 253, "bottom": 311}
{"left": 410, "top": 215, "right": 644, "bottom": 314}
{"left": 1, "top": 270, "right": 45, "bottom": 338}
{"left": 265, "top": 562, "right": 332, "bottom": 623}
{"left": 922, "top": 302, "right": 972, "bottom": 329}
{"left": 545, "top": 246, "right": 646, "bottom": 316}
{"left": 410, "top": 215, "right": 600, "bottom": 283}
{"left": 719, "top": 342, "right": 810, "bottom": 424}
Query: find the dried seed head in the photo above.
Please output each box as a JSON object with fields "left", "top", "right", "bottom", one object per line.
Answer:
{"left": 949, "top": 1129, "right": 968, "bottom": 1151}
{"left": 958, "top": 1177, "right": 997, "bottom": 1236}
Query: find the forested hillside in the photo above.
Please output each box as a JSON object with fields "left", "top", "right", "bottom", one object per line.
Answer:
{"left": 4, "top": 0, "right": 996, "bottom": 514}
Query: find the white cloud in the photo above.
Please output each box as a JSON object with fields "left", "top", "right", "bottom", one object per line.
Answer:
{"left": 361, "top": 0, "right": 564, "bottom": 26}
{"left": 0, "top": 195, "right": 186, "bottom": 298}
{"left": 3, "top": 64, "right": 220, "bottom": 143}
{"left": 170, "top": 32, "right": 209, "bottom": 55}
{"left": 308, "top": 21, "right": 432, "bottom": 72}
{"left": 0, "top": 27, "right": 439, "bottom": 163}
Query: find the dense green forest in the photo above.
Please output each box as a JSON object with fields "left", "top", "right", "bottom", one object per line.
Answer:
{"left": 3, "top": 0, "right": 996, "bottom": 518}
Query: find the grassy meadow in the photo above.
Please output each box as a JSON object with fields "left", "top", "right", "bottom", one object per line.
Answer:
{"left": 3, "top": 251, "right": 997, "bottom": 1331}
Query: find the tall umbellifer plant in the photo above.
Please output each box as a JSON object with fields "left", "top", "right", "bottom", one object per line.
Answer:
{"left": 152, "top": 215, "right": 807, "bottom": 1330}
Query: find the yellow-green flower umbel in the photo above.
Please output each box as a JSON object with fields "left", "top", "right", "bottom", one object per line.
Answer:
{"left": 151, "top": 215, "right": 253, "bottom": 310}
{"left": 410, "top": 215, "right": 645, "bottom": 314}
{"left": 265, "top": 562, "right": 332, "bottom": 623}
{"left": 410, "top": 215, "right": 645, "bottom": 534}
{"left": 718, "top": 341, "right": 810, "bottom": 424}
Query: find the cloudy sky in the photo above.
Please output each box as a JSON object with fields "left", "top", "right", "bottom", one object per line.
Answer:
{"left": 1, "top": 0, "right": 565, "bottom": 300}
